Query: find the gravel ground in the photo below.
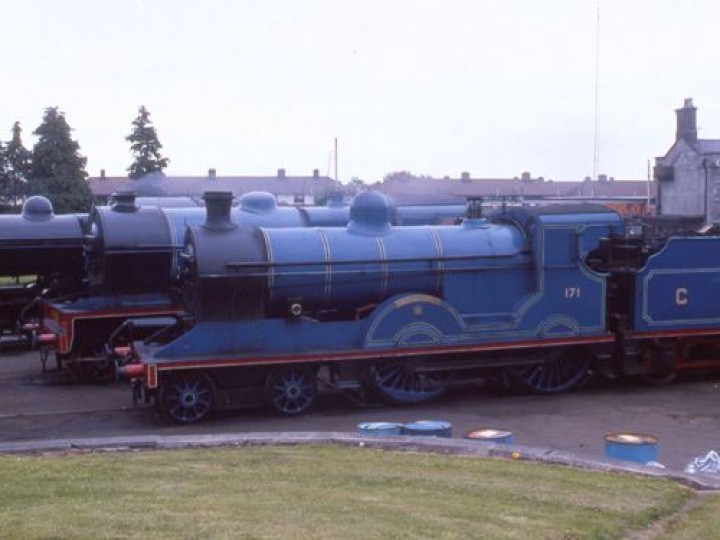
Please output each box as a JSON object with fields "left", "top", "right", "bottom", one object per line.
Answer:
{"left": 2, "top": 350, "right": 720, "bottom": 472}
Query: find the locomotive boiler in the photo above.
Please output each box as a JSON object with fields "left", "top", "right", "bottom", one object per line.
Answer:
{"left": 123, "top": 191, "right": 625, "bottom": 422}
{"left": 0, "top": 196, "right": 86, "bottom": 346}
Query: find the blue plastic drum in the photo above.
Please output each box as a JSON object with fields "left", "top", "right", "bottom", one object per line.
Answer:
{"left": 402, "top": 420, "right": 452, "bottom": 438}
{"left": 604, "top": 432, "right": 658, "bottom": 464}
{"left": 465, "top": 428, "right": 515, "bottom": 445}
{"left": 357, "top": 422, "right": 404, "bottom": 436}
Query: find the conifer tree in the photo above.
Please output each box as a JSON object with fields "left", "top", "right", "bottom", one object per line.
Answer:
{"left": 0, "top": 122, "right": 33, "bottom": 211}
{"left": 5, "top": 122, "right": 32, "bottom": 181}
{"left": 0, "top": 140, "right": 7, "bottom": 211}
{"left": 6, "top": 122, "right": 32, "bottom": 196}
{"left": 28, "top": 107, "right": 93, "bottom": 214}
{"left": 126, "top": 106, "right": 169, "bottom": 179}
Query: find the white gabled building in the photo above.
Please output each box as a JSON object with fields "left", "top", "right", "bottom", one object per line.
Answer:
{"left": 655, "top": 99, "right": 720, "bottom": 222}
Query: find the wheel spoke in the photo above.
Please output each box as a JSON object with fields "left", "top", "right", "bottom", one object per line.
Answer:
{"left": 265, "top": 367, "right": 317, "bottom": 415}
{"left": 161, "top": 373, "right": 214, "bottom": 423}
{"left": 513, "top": 351, "right": 590, "bottom": 394}
{"left": 367, "top": 360, "right": 453, "bottom": 405}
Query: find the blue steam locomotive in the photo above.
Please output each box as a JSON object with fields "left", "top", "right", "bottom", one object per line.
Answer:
{"left": 119, "top": 190, "right": 679, "bottom": 423}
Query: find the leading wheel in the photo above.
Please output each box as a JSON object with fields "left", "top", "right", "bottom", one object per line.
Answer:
{"left": 365, "top": 359, "right": 454, "bottom": 405}
{"left": 72, "top": 359, "right": 115, "bottom": 384}
{"left": 507, "top": 349, "right": 591, "bottom": 394}
{"left": 638, "top": 368, "right": 677, "bottom": 386}
{"left": 265, "top": 366, "right": 317, "bottom": 415}
{"left": 160, "top": 372, "right": 215, "bottom": 423}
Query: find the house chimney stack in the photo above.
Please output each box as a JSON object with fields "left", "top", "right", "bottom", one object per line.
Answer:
{"left": 676, "top": 98, "right": 698, "bottom": 143}
{"left": 208, "top": 168, "right": 217, "bottom": 179}
{"left": 277, "top": 168, "right": 286, "bottom": 179}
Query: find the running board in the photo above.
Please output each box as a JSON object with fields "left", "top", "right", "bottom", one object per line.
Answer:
{"left": 412, "top": 355, "right": 547, "bottom": 372}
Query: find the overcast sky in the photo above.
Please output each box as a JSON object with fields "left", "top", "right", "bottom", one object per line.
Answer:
{"left": 3, "top": 0, "right": 720, "bottom": 182}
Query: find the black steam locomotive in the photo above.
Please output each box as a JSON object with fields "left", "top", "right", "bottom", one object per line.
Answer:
{"left": 0, "top": 196, "right": 87, "bottom": 347}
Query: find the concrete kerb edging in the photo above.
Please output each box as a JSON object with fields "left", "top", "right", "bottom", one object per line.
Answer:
{"left": 1, "top": 431, "right": 719, "bottom": 491}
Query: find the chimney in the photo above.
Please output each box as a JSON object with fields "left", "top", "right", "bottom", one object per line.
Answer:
{"left": 100, "top": 169, "right": 106, "bottom": 180}
{"left": 277, "top": 168, "right": 286, "bottom": 179}
{"left": 110, "top": 191, "right": 139, "bottom": 213}
{"left": 676, "top": 98, "right": 698, "bottom": 142}
{"left": 312, "top": 168, "right": 319, "bottom": 179}
{"left": 461, "top": 171, "right": 471, "bottom": 182}
{"left": 208, "top": 168, "right": 217, "bottom": 179}
{"left": 202, "top": 191, "right": 237, "bottom": 231}
{"left": 520, "top": 171, "right": 531, "bottom": 182}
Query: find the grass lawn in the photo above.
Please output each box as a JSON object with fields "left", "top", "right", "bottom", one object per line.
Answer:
{"left": 0, "top": 445, "right": 702, "bottom": 539}
{"left": 658, "top": 493, "right": 720, "bottom": 539}
{"left": 0, "top": 275, "right": 35, "bottom": 285}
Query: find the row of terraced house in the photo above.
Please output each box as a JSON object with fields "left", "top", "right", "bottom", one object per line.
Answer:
{"left": 87, "top": 99, "right": 720, "bottom": 223}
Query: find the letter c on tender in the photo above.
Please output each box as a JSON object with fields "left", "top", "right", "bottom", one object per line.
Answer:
{"left": 675, "top": 287, "right": 688, "bottom": 306}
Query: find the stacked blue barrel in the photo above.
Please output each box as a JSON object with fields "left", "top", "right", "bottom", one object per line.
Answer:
{"left": 357, "top": 420, "right": 452, "bottom": 438}
{"left": 604, "top": 432, "right": 659, "bottom": 464}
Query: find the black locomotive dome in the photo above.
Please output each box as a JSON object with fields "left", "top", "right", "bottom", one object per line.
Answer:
{"left": 348, "top": 191, "right": 392, "bottom": 235}
{"left": 22, "top": 196, "right": 53, "bottom": 221}
{"left": 239, "top": 191, "right": 277, "bottom": 213}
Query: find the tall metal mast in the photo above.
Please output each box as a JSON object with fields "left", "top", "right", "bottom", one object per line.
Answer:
{"left": 334, "top": 137, "right": 338, "bottom": 182}
{"left": 592, "top": 1, "right": 601, "bottom": 180}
